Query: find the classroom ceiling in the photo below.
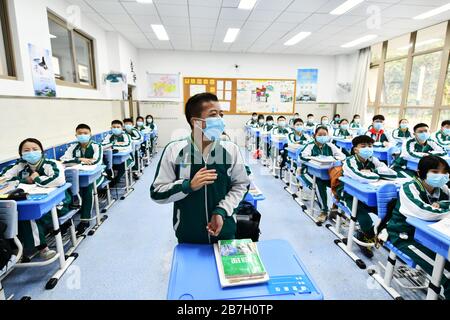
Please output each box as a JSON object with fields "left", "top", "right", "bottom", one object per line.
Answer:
{"left": 65, "top": 0, "right": 450, "bottom": 55}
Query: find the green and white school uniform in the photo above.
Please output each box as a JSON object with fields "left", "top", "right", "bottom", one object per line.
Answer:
{"left": 262, "top": 123, "right": 276, "bottom": 158}
{"left": 392, "top": 128, "right": 412, "bottom": 140}
{"left": 350, "top": 121, "right": 361, "bottom": 129}
{"left": 151, "top": 137, "right": 250, "bottom": 244}
{"left": 330, "top": 120, "right": 341, "bottom": 129}
{"left": 365, "top": 129, "right": 395, "bottom": 145}
{"left": 147, "top": 122, "right": 158, "bottom": 153}
{"left": 387, "top": 178, "right": 450, "bottom": 299}
{"left": 288, "top": 132, "right": 309, "bottom": 145}
{"left": 60, "top": 140, "right": 104, "bottom": 220}
{"left": 391, "top": 137, "right": 446, "bottom": 178}
{"left": 245, "top": 119, "right": 258, "bottom": 128}
{"left": 434, "top": 130, "right": 450, "bottom": 149}
{"left": 341, "top": 155, "right": 397, "bottom": 237}
{"left": 0, "top": 158, "right": 70, "bottom": 250}
{"left": 333, "top": 128, "right": 352, "bottom": 138}
{"left": 300, "top": 142, "right": 345, "bottom": 212}
{"left": 316, "top": 123, "right": 334, "bottom": 133}
{"left": 102, "top": 132, "right": 134, "bottom": 182}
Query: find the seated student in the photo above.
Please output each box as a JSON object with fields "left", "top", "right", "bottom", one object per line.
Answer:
{"left": 261, "top": 116, "right": 276, "bottom": 161}
{"left": 392, "top": 118, "right": 412, "bottom": 140}
{"left": 316, "top": 115, "right": 334, "bottom": 133}
{"left": 391, "top": 123, "right": 446, "bottom": 178}
{"left": 330, "top": 114, "right": 341, "bottom": 129}
{"left": 350, "top": 114, "right": 362, "bottom": 129}
{"left": 288, "top": 118, "right": 310, "bottom": 145}
{"left": 434, "top": 120, "right": 450, "bottom": 150}
{"left": 341, "top": 135, "right": 397, "bottom": 258}
{"left": 333, "top": 118, "right": 352, "bottom": 139}
{"left": 387, "top": 155, "right": 450, "bottom": 299}
{"left": 256, "top": 114, "right": 265, "bottom": 128}
{"left": 300, "top": 126, "right": 346, "bottom": 223}
{"left": 135, "top": 116, "right": 149, "bottom": 133}
{"left": 365, "top": 114, "right": 395, "bottom": 147}
{"left": 0, "top": 138, "right": 70, "bottom": 260}
{"left": 271, "top": 116, "right": 291, "bottom": 135}
{"left": 145, "top": 114, "right": 158, "bottom": 154}
{"left": 305, "top": 114, "right": 316, "bottom": 131}
{"left": 102, "top": 120, "right": 133, "bottom": 186}
{"left": 124, "top": 118, "right": 142, "bottom": 141}
{"left": 60, "top": 124, "right": 104, "bottom": 234}
{"left": 289, "top": 112, "right": 300, "bottom": 127}
{"left": 246, "top": 112, "right": 258, "bottom": 127}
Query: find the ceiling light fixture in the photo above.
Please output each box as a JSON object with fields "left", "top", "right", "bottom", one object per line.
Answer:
{"left": 151, "top": 24, "right": 169, "bottom": 41}
{"left": 341, "top": 34, "right": 378, "bottom": 48}
{"left": 224, "top": 28, "right": 240, "bottom": 43}
{"left": 330, "top": 0, "right": 364, "bottom": 15}
{"left": 284, "top": 31, "right": 312, "bottom": 46}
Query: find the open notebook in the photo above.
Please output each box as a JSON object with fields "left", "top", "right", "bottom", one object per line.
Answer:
{"left": 429, "top": 217, "right": 450, "bottom": 238}
{"left": 17, "top": 183, "right": 56, "bottom": 195}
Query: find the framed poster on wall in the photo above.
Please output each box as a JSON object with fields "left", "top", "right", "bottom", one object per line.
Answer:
{"left": 147, "top": 73, "right": 180, "bottom": 99}
{"left": 28, "top": 43, "right": 57, "bottom": 97}
{"left": 296, "top": 69, "right": 318, "bottom": 102}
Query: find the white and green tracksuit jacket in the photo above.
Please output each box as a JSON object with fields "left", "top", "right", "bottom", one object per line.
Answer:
{"left": 126, "top": 128, "right": 143, "bottom": 141}
{"left": 102, "top": 132, "right": 132, "bottom": 151}
{"left": 270, "top": 126, "right": 292, "bottom": 136}
{"left": 60, "top": 140, "right": 103, "bottom": 165}
{"left": 392, "top": 128, "right": 412, "bottom": 139}
{"left": 150, "top": 137, "right": 251, "bottom": 244}
{"left": 288, "top": 132, "right": 310, "bottom": 145}
{"left": 343, "top": 155, "right": 397, "bottom": 183}
{"left": 300, "top": 141, "right": 346, "bottom": 162}
{"left": 246, "top": 119, "right": 258, "bottom": 128}
{"left": 434, "top": 130, "right": 450, "bottom": 148}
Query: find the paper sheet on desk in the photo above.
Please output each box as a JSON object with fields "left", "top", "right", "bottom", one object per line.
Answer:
{"left": 67, "top": 164, "right": 99, "bottom": 171}
{"left": 369, "top": 178, "right": 411, "bottom": 187}
{"left": 18, "top": 184, "right": 56, "bottom": 194}
{"left": 430, "top": 218, "right": 450, "bottom": 238}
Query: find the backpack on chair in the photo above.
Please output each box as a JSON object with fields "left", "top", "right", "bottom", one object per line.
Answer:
{"left": 235, "top": 201, "right": 261, "bottom": 242}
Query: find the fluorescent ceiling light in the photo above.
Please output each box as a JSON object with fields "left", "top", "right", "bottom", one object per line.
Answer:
{"left": 330, "top": 0, "right": 364, "bottom": 15}
{"left": 284, "top": 32, "right": 311, "bottom": 46}
{"left": 238, "top": 0, "right": 257, "bottom": 10}
{"left": 136, "top": 0, "right": 153, "bottom": 3}
{"left": 413, "top": 3, "right": 450, "bottom": 19}
{"left": 224, "top": 28, "right": 240, "bottom": 43}
{"left": 151, "top": 24, "right": 169, "bottom": 41}
{"left": 341, "top": 34, "right": 378, "bottom": 48}
{"left": 49, "top": 34, "right": 57, "bottom": 39}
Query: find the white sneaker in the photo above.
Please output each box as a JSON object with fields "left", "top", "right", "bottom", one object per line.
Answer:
{"left": 39, "top": 248, "right": 57, "bottom": 260}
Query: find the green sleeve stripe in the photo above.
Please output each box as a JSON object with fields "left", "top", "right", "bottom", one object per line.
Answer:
{"left": 345, "top": 158, "right": 378, "bottom": 180}
{"left": 403, "top": 182, "right": 443, "bottom": 214}
{"left": 151, "top": 182, "right": 183, "bottom": 200}
{"left": 35, "top": 161, "right": 59, "bottom": 186}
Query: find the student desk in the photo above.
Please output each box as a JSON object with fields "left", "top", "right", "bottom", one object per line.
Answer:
{"left": 406, "top": 216, "right": 450, "bottom": 300}
{"left": 112, "top": 150, "right": 134, "bottom": 200}
{"left": 15, "top": 183, "right": 78, "bottom": 289}
{"left": 304, "top": 128, "right": 314, "bottom": 136}
{"left": 250, "top": 128, "right": 261, "bottom": 153}
{"left": 300, "top": 160, "right": 341, "bottom": 226}
{"left": 336, "top": 177, "right": 402, "bottom": 269}
{"left": 406, "top": 156, "right": 450, "bottom": 171}
{"left": 284, "top": 144, "right": 304, "bottom": 192}
{"left": 270, "top": 136, "right": 288, "bottom": 177}
{"left": 167, "top": 239, "right": 323, "bottom": 300}
{"left": 334, "top": 138, "right": 352, "bottom": 152}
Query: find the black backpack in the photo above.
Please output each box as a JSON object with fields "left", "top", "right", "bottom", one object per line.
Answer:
{"left": 0, "top": 221, "right": 13, "bottom": 271}
{"left": 235, "top": 201, "right": 261, "bottom": 242}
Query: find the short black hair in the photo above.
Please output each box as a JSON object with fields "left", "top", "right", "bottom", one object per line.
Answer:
{"left": 398, "top": 118, "right": 408, "bottom": 125}
{"left": 123, "top": 118, "right": 133, "bottom": 124}
{"left": 76, "top": 123, "right": 91, "bottom": 132}
{"left": 353, "top": 114, "right": 360, "bottom": 119}
{"left": 252, "top": 112, "right": 257, "bottom": 116}
{"left": 321, "top": 115, "right": 328, "bottom": 120}
{"left": 19, "top": 138, "right": 44, "bottom": 156}
{"left": 277, "top": 116, "right": 286, "bottom": 121}
{"left": 441, "top": 120, "right": 450, "bottom": 127}
{"left": 340, "top": 118, "right": 349, "bottom": 123}
{"left": 185, "top": 93, "right": 219, "bottom": 127}
{"left": 258, "top": 114, "right": 265, "bottom": 120}
{"left": 413, "top": 123, "right": 428, "bottom": 132}
{"left": 334, "top": 114, "right": 341, "bottom": 118}
{"left": 146, "top": 115, "right": 153, "bottom": 120}
{"left": 315, "top": 126, "right": 328, "bottom": 135}
{"left": 307, "top": 114, "right": 314, "bottom": 117}
{"left": 266, "top": 115, "right": 273, "bottom": 121}
{"left": 293, "top": 118, "right": 304, "bottom": 125}
{"left": 373, "top": 114, "right": 385, "bottom": 122}
{"left": 417, "top": 155, "right": 450, "bottom": 180}
{"left": 352, "top": 135, "right": 374, "bottom": 147}
{"left": 111, "top": 120, "right": 123, "bottom": 126}
{"left": 136, "top": 116, "right": 144, "bottom": 122}
{"left": 294, "top": 112, "right": 299, "bottom": 115}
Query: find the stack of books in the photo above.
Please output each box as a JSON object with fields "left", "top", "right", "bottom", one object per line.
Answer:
{"left": 214, "top": 239, "right": 269, "bottom": 288}
{"left": 309, "top": 156, "right": 335, "bottom": 167}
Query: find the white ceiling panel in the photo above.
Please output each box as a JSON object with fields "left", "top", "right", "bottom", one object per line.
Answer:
{"left": 276, "top": 11, "right": 311, "bottom": 23}
{"left": 121, "top": 2, "right": 158, "bottom": 15}
{"left": 247, "top": 9, "right": 283, "bottom": 22}
{"left": 287, "top": 0, "right": 331, "bottom": 13}
{"left": 190, "top": 18, "right": 217, "bottom": 28}
{"left": 188, "top": 0, "right": 222, "bottom": 7}
{"left": 89, "top": 0, "right": 125, "bottom": 14}
{"left": 156, "top": 4, "right": 189, "bottom": 17}
{"left": 218, "top": 7, "right": 252, "bottom": 20}
{"left": 189, "top": 6, "right": 221, "bottom": 19}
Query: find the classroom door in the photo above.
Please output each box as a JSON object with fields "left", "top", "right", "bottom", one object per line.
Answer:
{"left": 128, "top": 85, "right": 138, "bottom": 119}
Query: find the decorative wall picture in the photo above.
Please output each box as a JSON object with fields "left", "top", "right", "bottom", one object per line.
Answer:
{"left": 296, "top": 69, "right": 318, "bottom": 102}
{"left": 147, "top": 73, "right": 180, "bottom": 99}
{"left": 28, "top": 43, "right": 57, "bottom": 97}
{"left": 103, "top": 72, "right": 127, "bottom": 84}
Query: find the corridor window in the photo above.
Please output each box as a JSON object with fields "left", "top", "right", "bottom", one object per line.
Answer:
{"left": 380, "top": 58, "right": 407, "bottom": 106}
{"left": 48, "top": 12, "right": 96, "bottom": 88}
{"left": 0, "top": 0, "right": 15, "bottom": 78}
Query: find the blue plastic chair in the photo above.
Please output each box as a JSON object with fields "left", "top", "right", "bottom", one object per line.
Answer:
{"left": 0, "top": 159, "right": 17, "bottom": 174}
{"left": 44, "top": 148, "right": 55, "bottom": 160}
{"left": 55, "top": 144, "right": 70, "bottom": 160}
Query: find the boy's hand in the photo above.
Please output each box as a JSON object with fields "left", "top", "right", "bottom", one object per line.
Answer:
{"left": 383, "top": 142, "right": 390, "bottom": 147}
{"left": 80, "top": 158, "right": 94, "bottom": 165}
{"left": 30, "top": 172, "right": 39, "bottom": 181}
{"left": 190, "top": 167, "right": 217, "bottom": 191}
{"left": 432, "top": 202, "right": 440, "bottom": 209}
{"left": 207, "top": 214, "right": 224, "bottom": 237}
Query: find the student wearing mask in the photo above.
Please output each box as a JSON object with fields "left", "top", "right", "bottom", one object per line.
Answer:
{"left": 334, "top": 118, "right": 352, "bottom": 139}
{"left": 124, "top": 118, "right": 143, "bottom": 178}
{"left": 262, "top": 116, "right": 276, "bottom": 161}
{"left": 392, "top": 123, "right": 446, "bottom": 178}
{"left": 256, "top": 114, "right": 265, "bottom": 128}
{"left": 330, "top": 114, "right": 341, "bottom": 129}
{"left": 151, "top": 93, "right": 250, "bottom": 244}
{"left": 316, "top": 116, "right": 333, "bottom": 133}
{"left": 387, "top": 155, "right": 450, "bottom": 299}
{"left": 392, "top": 119, "right": 412, "bottom": 140}
{"left": 434, "top": 120, "right": 450, "bottom": 150}
{"left": 365, "top": 115, "right": 395, "bottom": 146}
{"left": 60, "top": 124, "right": 104, "bottom": 234}
{"left": 341, "top": 135, "right": 397, "bottom": 258}
{"left": 300, "top": 126, "right": 346, "bottom": 223}
{"left": 135, "top": 116, "right": 149, "bottom": 133}
{"left": 0, "top": 138, "right": 70, "bottom": 260}
{"left": 305, "top": 114, "right": 316, "bottom": 130}
{"left": 288, "top": 118, "right": 310, "bottom": 145}
{"left": 246, "top": 113, "right": 258, "bottom": 127}
{"left": 350, "top": 114, "right": 362, "bottom": 129}
{"left": 271, "top": 116, "right": 292, "bottom": 135}
{"left": 146, "top": 115, "right": 158, "bottom": 154}
{"left": 102, "top": 120, "right": 133, "bottom": 186}
{"left": 289, "top": 112, "right": 300, "bottom": 127}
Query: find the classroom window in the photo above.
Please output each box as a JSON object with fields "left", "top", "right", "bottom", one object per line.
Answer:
{"left": 47, "top": 13, "right": 96, "bottom": 88}
{"left": 380, "top": 58, "right": 407, "bottom": 106}
{"left": 442, "top": 59, "right": 450, "bottom": 106}
{"left": 378, "top": 107, "right": 400, "bottom": 130}
{"left": 405, "top": 108, "right": 433, "bottom": 126}
{"left": 439, "top": 109, "right": 450, "bottom": 124}
{"left": 370, "top": 42, "right": 382, "bottom": 64}
{"left": 366, "top": 106, "right": 375, "bottom": 128}
{"left": 386, "top": 34, "right": 410, "bottom": 60}
{"left": 414, "top": 22, "right": 447, "bottom": 53}
{"left": 368, "top": 66, "right": 378, "bottom": 104}
{"left": 407, "top": 51, "right": 442, "bottom": 106}
{"left": 0, "top": 0, "right": 15, "bottom": 78}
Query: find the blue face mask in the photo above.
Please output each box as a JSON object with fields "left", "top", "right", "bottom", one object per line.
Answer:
{"left": 358, "top": 147, "right": 374, "bottom": 160}
{"left": 22, "top": 150, "right": 42, "bottom": 165}
{"left": 334, "top": 118, "right": 340, "bottom": 122}
{"left": 340, "top": 124, "right": 349, "bottom": 130}
{"left": 417, "top": 132, "right": 430, "bottom": 142}
{"left": 316, "top": 135, "right": 329, "bottom": 144}
{"left": 400, "top": 123, "right": 408, "bottom": 129}
{"left": 443, "top": 128, "right": 450, "bottom": 136}
{"left": 124, "top": 124, "right": 133, "bottom": 132}
{"left": 112, "top": 128, "right": 123, "bottom": 136}
{"left": 295, "top": 126, "right": 304, "bottom": 133}
{"left": 426, "top": 173, "right": 450, "bottom": 188}
{"left": 137, "top": 121, "right": 144, "bottom": 127}
{"left": 374, "top": 122, "right": 383, "bottom": 131}
{"left": 201, "top": 117, "right": 225, "bottom": 141}
{"left": 77, "top": 134, "right": 91, "bottom": 144}
{"left": 322, "top": 120, "right": 329, "bottom": 125}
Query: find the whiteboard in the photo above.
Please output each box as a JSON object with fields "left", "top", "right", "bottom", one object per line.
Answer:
{"left": 236, "top": 79, "right": 296, "bottom": 114}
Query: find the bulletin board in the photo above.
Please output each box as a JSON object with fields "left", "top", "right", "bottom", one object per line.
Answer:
{"left": 183, "top": 77, "right": 296, "bottom": 115}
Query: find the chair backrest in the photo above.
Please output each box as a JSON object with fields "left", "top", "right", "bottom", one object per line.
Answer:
{"left": 0, "top": 201, "right": 18, "bottom": 239}
{"left": 376, "top": 183, "right": 399, "bottom": 222}
{"left": 55, "top": 144, "right": 69, "bottom": 160}
{"left": 44, "top": 148, "right": 55, "bottom": 160}
{"left": 64, "top": 168, "right": 80, "bottom": 195}
{"left": 0, "top": 159, "right": 17, "bottom": 174}
{"left": 103, "top": 149, "right": 113, "bottom": 170}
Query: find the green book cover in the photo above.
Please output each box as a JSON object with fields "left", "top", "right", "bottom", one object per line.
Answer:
{"left": 218, "top": 239, "right": 266, "bottom": 279}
